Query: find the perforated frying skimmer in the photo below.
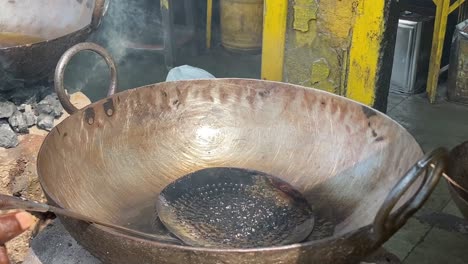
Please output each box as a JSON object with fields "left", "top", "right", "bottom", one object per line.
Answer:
{"left": 155, "top": 167, "right": 315, "bottom": 248}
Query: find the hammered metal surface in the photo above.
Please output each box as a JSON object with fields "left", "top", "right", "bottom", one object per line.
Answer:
{"left": 37, "top": 78, "right": 424, "bottom": 263}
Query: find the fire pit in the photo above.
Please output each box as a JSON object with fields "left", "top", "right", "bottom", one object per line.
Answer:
{"left": 0, "top": 0, "right": 109, "bottom": 149}
{"left": 35, "top": 43, "right": 447, "bottom": 264}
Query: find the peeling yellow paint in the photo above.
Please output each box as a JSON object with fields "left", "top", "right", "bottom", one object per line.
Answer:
{"left": 346, "top": 0, "right": 385, "bottom": 106}
{"left": 161, "top": 0, "right": 169, "bottom": 10}
{"left": 287, "top": 0, "right": 356, "bottom": 95}
{"left": 285, "top": 35, "right": 340, "bottom": 94}
{"left": 295, "top": 20, "right": 317, "bottom": 47}
{"left": 314, "top": 80, "right": 336, "bottom": 93}
{"left": 276, "top": 0, "right": 392, "bottom": 105}
{"left": 319, "top": 0, "right": 356, "bottom": 44}
{"left": 311, "top": 58, "right": 330, "bottom": 83}
{"left": 293, "top": 0, "right": 318, "bottom": 32}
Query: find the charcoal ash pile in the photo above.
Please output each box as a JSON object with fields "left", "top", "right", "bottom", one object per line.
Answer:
{"left": 0, "top": 84, "right": 64, "bottom": 148}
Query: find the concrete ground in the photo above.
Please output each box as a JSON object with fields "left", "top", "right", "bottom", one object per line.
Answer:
{"left": 69, "top": 43, "right": 468, "bottom": 263}
{"left": 384, "top": 87, "right": 468, "bottom": 264}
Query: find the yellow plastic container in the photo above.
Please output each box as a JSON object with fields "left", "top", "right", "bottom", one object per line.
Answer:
{"left": 220, "top": 0, "right": 264, "bottom": 53}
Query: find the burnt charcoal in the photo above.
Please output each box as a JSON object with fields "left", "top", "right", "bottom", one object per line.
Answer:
{"left": 17, "top": 104, "right": 27, "bottom": 111}
{"left": 34, "top": 103, "right": 53, "bottom": 116}
{"left": 8, "top": 111, "right": 29, "bottom": 133}
{"left": 52, "top": 104, "right": 64, "bottom": 118}
{"left": 23, "top": 105, "right": 37, "bottom": 127}
{"left": 36, "top": 114, "right": 54, "bottom": 131}
{"left": 0, "top": 120, "right": 18, "bottom": 148}
{"left": 41, "top": 94, "right": 58, "bottom": 103}
{"left": 35, "top": 93, "right": 63, "bottom": 118}
{"left": 0, "top": 101, "right": 17, "bottom": 118}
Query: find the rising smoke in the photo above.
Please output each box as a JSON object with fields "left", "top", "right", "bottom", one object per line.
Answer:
{"left": 64, "top": 0, "right": 207, "bottom": 101}
{"left": 63, "top": 0, "right": 163, "bottom": 98}
{"left": 91, "top": 0, "right": 162, "bottom": 61}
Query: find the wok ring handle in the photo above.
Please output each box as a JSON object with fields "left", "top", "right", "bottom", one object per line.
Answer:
{"left": 54, "top": 42, "right": 118, "bottom": 115}
{"left": 90, "top": 0, "right": 109, "bottom": 29}
{"left": 373, "top": 147, "right": 448, "bottom": 242}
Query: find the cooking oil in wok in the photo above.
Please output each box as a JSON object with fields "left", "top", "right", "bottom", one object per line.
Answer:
{"left": 0, "top": 32, "right": 45, "bottom": 48}
{"left": 117, "top": 197, "right": 337, "bottom": 244}
{"left": 118, "top": 199, "right": 173, "bottom": 236}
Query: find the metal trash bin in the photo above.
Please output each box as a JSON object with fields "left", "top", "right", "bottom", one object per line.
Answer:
{"left": 390, "top": 11, "right": 434, "bottom": 94}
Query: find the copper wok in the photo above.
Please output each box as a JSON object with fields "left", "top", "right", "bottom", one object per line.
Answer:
{"left": 36, "top": 42, "right": 448, "bottom": 264}
{"left": 0, "top": 0, "right": 107, "bottom": 90}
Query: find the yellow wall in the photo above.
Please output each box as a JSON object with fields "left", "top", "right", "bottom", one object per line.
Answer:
{"left": 262, "top": 0, "right": 398, "bottom": 111}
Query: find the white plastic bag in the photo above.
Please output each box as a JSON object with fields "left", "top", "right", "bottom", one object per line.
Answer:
{"left": 165, "top": 65, "right": 215, "bottom": 81}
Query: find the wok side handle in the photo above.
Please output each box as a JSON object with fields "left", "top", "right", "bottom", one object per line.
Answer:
{"left": 373, "top": 147, "right": 448, "bottom": 242}
{"left": 90, "top": 0, "right": 109, "bottom": 30}
{"left": 54, "top": 42, "right": 118, "bottom": 115}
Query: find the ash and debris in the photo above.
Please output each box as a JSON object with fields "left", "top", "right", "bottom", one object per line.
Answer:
{"left": 0, "top": 83, "right": 64, "bottom": 148}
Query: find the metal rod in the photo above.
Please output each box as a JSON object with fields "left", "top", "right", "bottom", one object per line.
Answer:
{"left": 261, "top": 0, "right": 288, "bottom": 81}
{"left": 161, "top": 0, "right": 175, "bottom": 69}
{"left": 426, "top": 0, "right": 451, "bottom": 103}
{"left": 206, "top": 0, "right": 213, "bottom": 49}
{"left": 450, "top": 0, "right": 466, "bottom": 14}
{"left": 0, "top": 194, "right": 182, "bottom": 245}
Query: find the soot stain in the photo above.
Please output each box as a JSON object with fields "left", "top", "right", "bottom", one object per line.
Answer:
{"left": 362, "top": 106, "right": 377, "bottom": 118}
{"left": 375, "top": 136, "right": 384, "bottom": 142}
{"left": 258, "top": 90, "right": 270, "bottom": 97}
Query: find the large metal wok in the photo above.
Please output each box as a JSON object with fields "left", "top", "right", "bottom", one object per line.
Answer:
{"left": 0, "top": 0, "right": 107, "bottom": 90}
{"left": 446, "top": 142, "right": 468, "bottom": 219}
{"left": 36, "top": 43, "right": 448, "bottom": 264}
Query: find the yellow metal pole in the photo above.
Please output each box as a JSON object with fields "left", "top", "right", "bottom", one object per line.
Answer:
{"left": 450, "top": 0, "right": 465, "bottom": 13}
{"left": 206, "top": 0, "right": 213, "bottom": 49}
{"left": 345, "top": 0, "right": 387, "bottom": 106}
{"left": 261, "top": 0, "right": 288, "bottom": 81}
{"left": 427, "top": 0, "right": 450, "bottom": 103}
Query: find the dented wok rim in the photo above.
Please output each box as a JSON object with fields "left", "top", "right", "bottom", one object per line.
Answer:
{"left": 36, "top": 78, "right": 424, "bottom": 252}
